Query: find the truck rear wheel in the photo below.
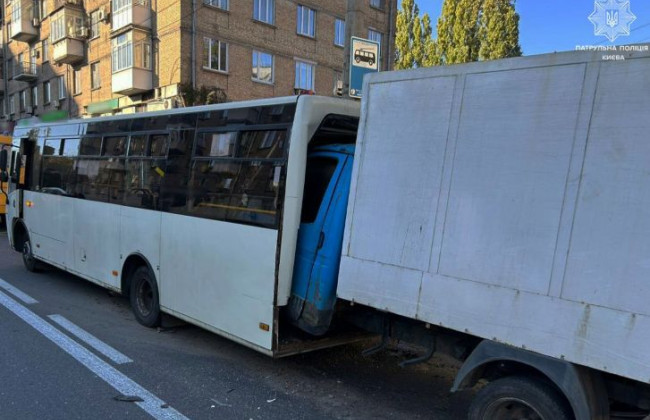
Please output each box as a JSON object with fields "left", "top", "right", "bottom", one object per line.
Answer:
{"left": 129, "top": 266, "right": 161, "bottom": 328}
{"left": 468, "top": 376, "right": 572, "bottom": 420}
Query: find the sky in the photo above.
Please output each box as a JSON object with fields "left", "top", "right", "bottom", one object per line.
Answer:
{"left": 410, "top": 0, "right": 650, "bottom": 56}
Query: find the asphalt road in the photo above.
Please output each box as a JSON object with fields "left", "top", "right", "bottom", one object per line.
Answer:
{"left": 0, "top": 234, "right": 473, "bottom": 419}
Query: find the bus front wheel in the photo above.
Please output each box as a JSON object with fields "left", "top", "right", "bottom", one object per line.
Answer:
{"left": 22, "top": 239, "right": 41, "bottom": 273}
{"left": 130, "top": 266, "right": 161, "bottom": 328}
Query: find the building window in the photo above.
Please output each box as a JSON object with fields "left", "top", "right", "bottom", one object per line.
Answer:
{"left": 203, "top": 0, "right": 227, "bottom": 9}
{"left": 6, "top": 58, "right": 13, "bottom": 79}
{"left": 73, "top": 69, "right": 81, "bottom": 95}
{"left": 334, "top": 19, "right": 345, "bottom": 47}
{"left": 43, "top": 81, "right": 51, "bottom": 104}
{"left": 7, "top": 21, "right": 11, "bottom": 40}
{"left": 19, "top": 90, "right": 25, "bottom": 112}
{"left": 91, "top": 62, "right": 100, "bottom": 89}
{"left": 42, "top": 39, "right": 49, "bottom": 62}
{"left": 90, "top": 10, "right": 100, "bottom": 39}
{"left": 203, "top": 38, "right": 227, "bottom": 72}
{"left": 40, "top": 0, "right": 48, "bottom": 20}
{"left": 295, "top": 60, "right": 314, "bottom": 91}
{"left": 252, "top": 50, "right": 273, "bottom": 83}
{"left": 253, "top": 0, "right": 274, "bottom": 24}
{"left": 296, "top": 5, "right": 315, "bottom": 37}
{"left": 58, "top": 75, "right": 66, "bottom": 99}
{"left": 370, "top": 0, "right": 383, "bottom": 9}
{"left": 31, "top": 86, "right": 38, "bottom": 107}
{"left": 9, "top": 95, "right": 15, "bottom": 115}
{"left": 368, "top": 28, "right": 382, "bottom": 45}
{"left": 112, "top": 34, "right": 151, "bottom": 72}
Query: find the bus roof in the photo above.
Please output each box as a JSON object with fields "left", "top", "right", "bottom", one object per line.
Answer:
{"left": 13, "top": 95, "right": 349, "bottom": 138}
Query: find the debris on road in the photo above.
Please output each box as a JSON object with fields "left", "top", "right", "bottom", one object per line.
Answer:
{"left": 113, "top": 395, "right": 144, "bottom": 402}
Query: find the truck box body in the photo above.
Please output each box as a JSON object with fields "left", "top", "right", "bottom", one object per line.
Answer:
{"left": 338, "top": 48, "right": 650, "bottom": 383}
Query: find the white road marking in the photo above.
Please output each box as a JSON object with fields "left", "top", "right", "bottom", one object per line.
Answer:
{"left": 0, "top": 278, "right": 38, "bottom": 304}
{"left": 48, "top": 314, "right": 133, "bottom": 365}
{"left": 0, "top": 290, "right": 187, "bottom": 420}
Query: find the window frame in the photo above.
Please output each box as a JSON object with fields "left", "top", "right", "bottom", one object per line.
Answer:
{"left": 294, "top": 60, "right": 315, "bottom": 91}
{"left": 73, "top": 68, "right": 82, "bottom": 95}
{"left": 58, "top": 75, "right": 66, "bottom": 100}
{"left": 202, "top": 37, "right": 228, "bottom": 73}
{"left": 252, "top": 50, "right": 274, "bottom": 84}
{"left": 334, "top": 18, "right": 345, "bottom": 47}
{"left": 91, "top": 62, "right": 101, "bottom": 89}
{"left": 43, "top": 80, "right": 51, "bottom": 104}
{"left": 253, "top": 0, "right": 274, "bottom": 25}
{"left": 296, "top": 5, "right": 315, "bottom": 38}
{"left": 203, "top": 0, "right": 227, "bottom": 10}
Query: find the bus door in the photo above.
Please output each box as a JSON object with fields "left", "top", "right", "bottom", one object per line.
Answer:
{"left": 289, "top": 145, "right": 354, "bottom": 335}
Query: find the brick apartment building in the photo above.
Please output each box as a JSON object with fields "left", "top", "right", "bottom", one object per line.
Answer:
{"left": 0, "top": 0, "right": 396, "bottom": 122}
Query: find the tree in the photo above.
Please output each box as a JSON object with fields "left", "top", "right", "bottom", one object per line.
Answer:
{"left": 395, "top": 0, "right": 434, "bottom": 69}
{"left": 436, "top": 0, "right": 522, "bottom": 65}
{"left": 479, "top": 0, "right": 522, "bottom": 60}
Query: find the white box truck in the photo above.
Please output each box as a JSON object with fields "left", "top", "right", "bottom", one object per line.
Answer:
{"left": 334, "top": 46, "right": 650, "bottom": 419}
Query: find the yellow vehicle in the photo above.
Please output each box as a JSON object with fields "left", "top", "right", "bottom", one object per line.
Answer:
{"left": 0, "top": 135, "right": 11, "bottom": 228}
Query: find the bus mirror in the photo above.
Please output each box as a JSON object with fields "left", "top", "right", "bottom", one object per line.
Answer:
{"left": 0, "top": 149, "right": 7, "bottom": 172}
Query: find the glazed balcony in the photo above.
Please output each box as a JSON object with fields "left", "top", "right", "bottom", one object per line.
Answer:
{"left": 53, "top": 38, "right": 84, "bottom": 64}
{"left": 111, "top": 34, "right": 152, "bottom": 95}
{"left": 112, "top": 0, "right": 151, "bottom": 32}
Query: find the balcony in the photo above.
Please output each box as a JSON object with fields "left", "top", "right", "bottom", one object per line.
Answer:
{"left": 13, "top": 61, "right": 38, "bottom": 82}
{"left": 111, "top": 31, "right": 152, "bottom": 95}
{"left": 53, "top": 38, "right": 84, "bottom": 64}
{"left": 53, "top": 0, "right": 83, "bottom": 10}
{"left": 51, "top": 7, "right": 87, "bottom": 64}
{"left": 112, "top": 0, "right": 151, "bottom": 32}
{"left": 10, "top": 17, "right": 39, "bottom": 42}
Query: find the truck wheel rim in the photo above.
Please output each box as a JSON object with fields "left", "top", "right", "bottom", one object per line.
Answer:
{"left": 484, "top": 397, "right": 543, "bottom": 420}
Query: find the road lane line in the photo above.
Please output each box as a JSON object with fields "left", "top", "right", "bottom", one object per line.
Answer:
{"left": 48, "top": 314, "right": 133, "bottom": 365}
{"left": 0, "top": 290, "right": 187, "bottom": 420}
{"left": 0, "top": 278, "right": 38, "bottom": 305}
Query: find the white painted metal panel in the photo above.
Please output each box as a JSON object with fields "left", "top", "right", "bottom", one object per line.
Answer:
{"left": 159, "top": 213, "right": 277, "bottom": 350}
{"left": 347, "top": 77, "right": 455, "bottom": 271}
{"left": 440, "top": 66, "right": 584, "bottom": 293}
{"left": 73, "top": 199, "right": 121, "bottom": 289}
{"left": 120, "top": 206, "right": 161, "bottom": 282}
{"left": 563, "top": 58, "right": 650, "bottom": 316}
{"left": 23, "top": 191, "right": 74, "bottom": 267}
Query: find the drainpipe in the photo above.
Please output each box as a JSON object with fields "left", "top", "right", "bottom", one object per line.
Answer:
{"left": 191, "top": 0, "right": 196, "bottom": 89}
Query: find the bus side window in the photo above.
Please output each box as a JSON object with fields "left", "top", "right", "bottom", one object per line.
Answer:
{"left": 161, "top": 130, "right": 193, "bottom": 212}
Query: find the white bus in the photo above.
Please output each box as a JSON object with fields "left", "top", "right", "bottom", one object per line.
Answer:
{"left": 4, "top": 96, "right": 361, "bottom": 356}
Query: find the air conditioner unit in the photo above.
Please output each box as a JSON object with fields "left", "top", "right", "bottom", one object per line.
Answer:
{"left": 32, "top": 50, "right": 40, "bottom": 58}
{"left": 76, "top": 27, "right": 90, "bottom": 38}
{"left": 52, "top": 99, "right": 60, "bottom": 109}
{"left": 98, "top": 7, "right": 110, "bottom": 22}
{"left": 25, "top": 106, "right": 33, "bottom": 114}
{"left": 32, "top": 18, "right": 40, "bottom": 27}
{"left": 164, "top": 98, "right": 177, "bottom": 109}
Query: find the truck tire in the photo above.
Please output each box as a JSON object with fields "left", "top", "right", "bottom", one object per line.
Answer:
{"left": 22, "top": 238, "right": 42, "bottom": 273}
{"left": 129, "top": 266, "right": 161, "bottom": 328}
{"left": 468, "top": 376, "right": 573, "bottom": 420}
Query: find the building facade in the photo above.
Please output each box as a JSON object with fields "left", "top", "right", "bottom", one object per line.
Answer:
{"left": 0, "top": 0, "right": 396, "bottom": 122}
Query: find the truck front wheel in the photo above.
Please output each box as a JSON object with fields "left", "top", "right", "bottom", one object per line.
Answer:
{"left": 468, "top": 375, "right": 572, "bottom": 420}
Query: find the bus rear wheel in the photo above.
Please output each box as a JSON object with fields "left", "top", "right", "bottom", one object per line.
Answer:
{"left": 129, "top": 266, "right": 161, "bottom": 328}
{"left": 468, "top": 376, "right": 572, "bottom": 420}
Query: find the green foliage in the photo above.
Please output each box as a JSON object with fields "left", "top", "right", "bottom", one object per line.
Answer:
{"left": 179, "top": 83, "right": 228, "bottom": 106}
{"left": 478, "top": 0, "right": 522, "bottom": 60}
{"left": 398, "top": 0, "right": 522, "bottom": 68}
{"left": 395, "top": 0, "right": 435, "bottom": 69}
{"left": 437, "top": 0, "right": 522, "bottom": 65}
